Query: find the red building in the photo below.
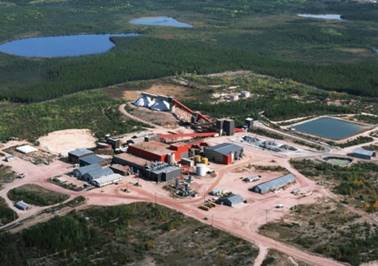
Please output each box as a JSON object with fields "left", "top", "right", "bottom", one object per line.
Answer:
{"left": 127, "top": 140, "right": 207, "bottom": 163}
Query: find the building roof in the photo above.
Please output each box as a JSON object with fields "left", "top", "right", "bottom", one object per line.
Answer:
{"left": 149, "top": 165, "right": 181, "bottom": 175}
{"left": 131, "top": 141, "right": 172, "bottom": 156}
{"left": 351, "top": 148, "right": 375, "bottom": 157}
{"left": 16, "top": 145, "right": 38, "bottom": 154}
{"left": 15, "top": 200, "right": 29, "bottom": 209}
{"left": 79, "top": 154, "right": 104, "bottom": 165}
{"left": 221, "top": 194, "right": 244, "bottom": 205}
{"left": 206, "top": 143, "right": 243, "bottom": 156}
{"left": 91, "top": 174, "right": 122, "bottom": 186}
{"left": 74, "top": 164, "right": 102, "bottom": 176}
{"left": 68, "top": 148, "right": 94, "bottom": 158}
{"left": 252, "top": 174, "right": 295, "bottom": 193}
{"left": 114, "top": 153, "right": 150, "bottom": 167}
{"left": 83, "top": 167, "right": 113, "bottom": 180}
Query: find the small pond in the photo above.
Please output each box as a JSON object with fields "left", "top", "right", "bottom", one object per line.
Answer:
{"left": 292, "top": 117, "right": 363, "bottom": 140}
{"left": 297, "top": 14, "right": 342, "bottom": 21}
{"left": 0, "top": 33, "right": 138, "bottom": 58}
{"left": 129, "top": 16, "right": 192, "bottom": 28}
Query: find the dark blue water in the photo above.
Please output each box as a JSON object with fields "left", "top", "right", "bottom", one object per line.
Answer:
{"left": 129, "top": 16, "right": 192, "bottom": 28}
{"left": 0, "top": 33, "right": 138, "bottom": 58}
{"left": 293, "top": 117, "right": 362, "bottom": 140}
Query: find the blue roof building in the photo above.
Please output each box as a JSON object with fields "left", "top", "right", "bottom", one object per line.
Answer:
{"left": 79, "top": 154, "right": 104, "bottom": 166}
{"left": 250, "top": 174, "right": 295, "bottom": 194}
{"left": 72, "top": 164, "right": 102, "bottom": 178}
{"left": 348, "top": 148, "right": 376, "bottom": 160}
{"left": 68, "top": 148, "right": 94, "bottom": 163}
{"left": 82, "top": 167, "right": 114, "bottom": 182}
{"left": 217, "top": 194, "right": 244, "bottom": 207}
{"left": 15, "top": 200, "right": 30, "bottom": 210}
{"left": 204, "top": 143, "right": 244, "bottom": 164}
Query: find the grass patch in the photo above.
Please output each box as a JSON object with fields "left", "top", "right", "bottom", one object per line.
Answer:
{"left": 7, "top": 184, "right": 69, "bottom": 206}
{"left": 0, "top": 203, "right": 258, "bottom": 265}
{"left": 0, "top": 165, "right": 17, "bottom": 189}
{"left": 334, "top": 136, "right": 374, "bottom": 148}
{"left": 291, "top": 159, "right": 378, "bottom": 212}
{"left": 260, "top": 201, "right": 378, "bottom": 266}
{"left": 0, "top": 89, "right": 143, "bottom": 141}
{"left": 262, "top": 249, "right": 309, "bottom": 266}
{"left": 0, "top": 197, "right": 17, "bottom": 226}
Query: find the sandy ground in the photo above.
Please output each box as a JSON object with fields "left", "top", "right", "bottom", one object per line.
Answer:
{"left": 38, "top": 129, "right": 97, "bottom": 156}
{"left": 122, "top": 82, "right": 194, "bottom": 101}
{"left": 128, "top": 104, "right": 179, "bottom": 128}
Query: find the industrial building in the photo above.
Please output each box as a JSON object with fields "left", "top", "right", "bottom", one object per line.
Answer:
{"left": 126, "top": 140, "right": 203, "bottom": 163}
{"left": 250, "top": 174, "right": 295, "bottom": 194}
{"left": 72, "top": 164, "right": 102, "bottom": 178}
{"left": 348, "top": 148, "right": 376, "bottom": 160}
{"left": 15, "top": 200, "right": 30, "bottom": 210}
{"left": 91, "top": 174, "right": 122, "bottom": 187}
{"left": 113, "top": 153, "right": 181, "bottom": 182}
{"left": 216, "top": 194, "right": 244, "bottom": 207}
{"left": 82, "top": 167, "right": 114, "bottom": 182}
{"left": 144, "top": 162, "right": 181, "bottom": 182}
{"left": 127, "top": 141, "right": 173, "bottom": 162}
{"left": 16, "top": 145, "right": 38, "bottom": 154}
{"left": 68, "top": 148, "right": 94, "bottom": 163}
{"left": 79, "top": 154, "right": 105, "bottom": 166}
{"left": 216, "top": 118, "right": 235, "bottom": 136}
{"left": 204, "top": 143, "right": 244, "bottom": 164}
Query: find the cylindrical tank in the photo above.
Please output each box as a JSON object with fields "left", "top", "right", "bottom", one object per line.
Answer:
{"left": 168, "top": 153, "right": 176, "bottom": 165}
{"left": 196, "top": 164, "right": 208, "bottom": 176}
{"left": 194, "top": 155, "right": 202, "bottom": 163}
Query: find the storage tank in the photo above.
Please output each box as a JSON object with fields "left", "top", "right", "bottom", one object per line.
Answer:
{"left": 196, "top": 164, "right": 208, "bottom": 176}
{"left": 201, "top": 157, "right": 209, "bottom": 165}
{"left": 194, "top": 155, "right": 202, "bottom": 163}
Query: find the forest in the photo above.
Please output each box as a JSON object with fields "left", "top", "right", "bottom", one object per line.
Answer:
{"left": 0, "top": 203, "right": 257, "bottom": 265}
{"left": 0, "top": 0, "right": 377, "bottom": 103}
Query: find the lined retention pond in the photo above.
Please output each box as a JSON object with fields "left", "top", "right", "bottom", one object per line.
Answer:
{"left": 292, "top": 117, "right": 363, "bottom": 140}
{"left": 0, "top": 33, "right": 138, "bottom": 58}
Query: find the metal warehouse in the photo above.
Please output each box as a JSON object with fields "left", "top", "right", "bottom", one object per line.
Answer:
{"left": 112, "top": 153, "right": 181, "bottom": 182}
{"left": 82, "top": 167, "right": 114, "bottom": 182}
{"left": 91, "top": 174, "right": 122, "bottom": 187}
{"left": 217, "top": 194, "right": 244, "bottom": 207}
{"left": 113, "top": 153, "right": 149, "bottom": 172}
{"left": 68, "top": 148, "right": 94, "bottom": 163}
{"left": 127, "top": 140, "right": 201, "bottom": 163}
{"left": 250, "top": 174, "right": 295, "bottom": 194}
{"left": 15, "top": 200, "right": 30, "bottom": 210}
{"left": 204, "top": 143, "right": 244, "bottom": 164}
{"left": 127, "top": 141, "right": 173, "bottom": 162}
{"left": 144, "top": 162, "right": 181, "bottom": 183}
{"left": 79, "top": 154, "right": 105, "bottom": 166}
{"left": 72, "top": 164, "right": 102, "bottom": 178}
{"left": 348, "top": 148, "right": 376, "bottom": 160}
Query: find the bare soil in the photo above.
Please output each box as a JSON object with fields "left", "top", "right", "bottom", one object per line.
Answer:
{"left": 37, "top": 129, "right": 97, "bottom": 156}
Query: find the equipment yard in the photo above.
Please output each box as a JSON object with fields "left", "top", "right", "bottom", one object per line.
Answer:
{"left": 0, "top": 89, "right": 377, "bottom": 266}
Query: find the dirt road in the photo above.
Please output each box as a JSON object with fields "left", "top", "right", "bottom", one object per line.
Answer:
{"left": 118, "top": 104, "right": 163, "bottom": 129}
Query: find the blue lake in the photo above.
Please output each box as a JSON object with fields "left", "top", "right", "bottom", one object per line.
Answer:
{"left": 0, "top": 33, "right": 138, "bottom": 58}
{"left": 293, "top": 117, "right": 363, "bottom": 140}
{"left": 297, "top": 14, "right": 342, "bottom": 21}
{"left": 129, "top": 16, "right": 192, "bottom": 28}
